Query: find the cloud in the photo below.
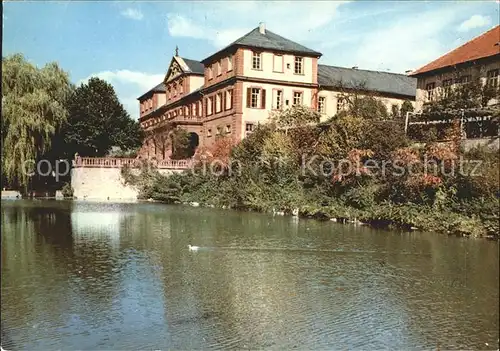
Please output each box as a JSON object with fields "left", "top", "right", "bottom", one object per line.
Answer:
{"left": 166, "top": 1, "right": 349, "bottom": 48}
{"left": 457, "top": 15, "right": 491, "bottom": 32}
{"left": 79, "top": 70, "right": 164, "bottom": 119}
{"left": 121, "top": 8, "right": 144, "bottom": 21}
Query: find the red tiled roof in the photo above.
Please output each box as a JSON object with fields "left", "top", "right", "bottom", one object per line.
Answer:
{"left": 410, "top": 25, "right": 500, "bottom": 76}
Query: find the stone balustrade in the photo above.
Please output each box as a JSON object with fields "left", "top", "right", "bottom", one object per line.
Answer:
{"left": 73, "top": 156, "right": 192, "bottom": 169}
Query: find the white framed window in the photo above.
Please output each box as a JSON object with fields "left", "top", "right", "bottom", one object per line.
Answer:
{"left": 455, "top": 75, "right": 471, "bottom": 85}
{"left": 273, "top": 89, "right": 283, "bottom": 110}
{"left": 227, "top": 55, "right": 233, "bottom": 71}
{"left": 225, "top": 90, "right": 232, "bottom": 110}
{"left": 318, "top": 96, "right": 326, "bottom": 113}
{"left": 252, "top": 52, "right": 262, "bottom": 70}
{"left": 246, "top": 123, "right": 254, "bottom": 132}
{"left": 293, "top": 91, "right": 303, "bottom": 106}
{"left": 217, "top": 61, "right": 222, "bottom": 76}
{"left": 251, "top": 88, "right": 260, "bottom": 108}
{"left": 294, "top": 57, "right": 303, "bottom": 74}
{"left": 487, "top": 69, "right": 499, "bottom": 87}
{"left": 216, "top": 93, "right": 222, "bottom": 113}
{"left": 426, "top": 82, "right": 435, "bottom": 100}
{"left": 336, "top": 97, "right": 346, "bottom": 112}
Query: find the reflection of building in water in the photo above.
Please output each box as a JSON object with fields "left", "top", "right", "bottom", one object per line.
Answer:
{"left": 71, "top": 212, "right": 124, "bottom": 249}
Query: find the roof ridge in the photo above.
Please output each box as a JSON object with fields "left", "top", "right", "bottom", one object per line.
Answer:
{"left": 319, "top": 63, "right": 411, "bottom": 77}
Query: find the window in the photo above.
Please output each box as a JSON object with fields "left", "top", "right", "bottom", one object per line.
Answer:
{"left": 294, "top": 57, "right": 304, "bottom": 74}
{"left": 216, "top": 93, "right": 222, "bottom": 113}
{"left": 179, "top": 82, "right": 184, "bottom": 94}
{"left": 207, "top": 129, "right": 212, "bottom": 137}
{"left": 426, "top": 82, "right": 436, "bottom": 100}
{"left": 336, "top": 97, "right": 346, "bottom": 112}
{"left": 198, "top": 101, "right": 203, "bottom": 116}
{"left": 318, "top": 96, "right": 326, "bottom": 113}
{"left": 252, "top": 52, "right": 262, "bottom": 70}
{"left": 208, "top": 66, "right": 213, "bottom": 80}
{"left": 207, "top": 97, "right": 213, "bottom": 115}
{"left": 173, "top": 109, "right": 177, "bottom": 117}
{"left": 442, "top": 79, "right": 453, "bottom": 97}
{"left": 249, "top": 88, "right": 260, "bottom": 108}
{"left": 487, "top": 69, "right": 499, "bottom": 87}
{"left": 173, "top": 85, "right": 177, "bottom": 96}
{"left": 456, "top": 75, "right": 471, "bottom": 85}
{"left": 273, "top": 90, "right": 283, "bottom": 110}
{"left": 217, "top": 61, "right": 222, "bottom": 76}
{"left": 225, "top": 90, "right": 233, "bottom": 110}
{"left": 225, "top": 124, "right": 231, "bottom": 134}
{"left": 227, "top": 55, "right": 233, "bottom": 71}
{"left": 293, "top": 91, "right": 303, "bottom": 106}
{"left": 216, "top": 126, "right": 222, "bottom": 135}
{"left": 246, "top": 123, "right": 254, "bottom": 132}
{"left": 273, "top": 55, "right": 283, "bottom": 72}
{"left": 185, "top": 106, "right": 189, "bottom": 116}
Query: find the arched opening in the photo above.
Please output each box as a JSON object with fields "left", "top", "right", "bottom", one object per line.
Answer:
{"left": 187, "top": 132, "right": 199, "bottom": 158}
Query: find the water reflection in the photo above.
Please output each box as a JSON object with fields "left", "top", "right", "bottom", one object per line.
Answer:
{"left": 1, "top": 201, "right": 499, "bottom": 350}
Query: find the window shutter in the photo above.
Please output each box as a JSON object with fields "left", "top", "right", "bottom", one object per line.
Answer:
{"left": 246, "top": 88, "right": 251, "bottom": 108}
{"left": 205, "top": 98, "right": 208, "bottom": 115}
{"left": 261, "top": 89, "right": 266, "bottom": 109}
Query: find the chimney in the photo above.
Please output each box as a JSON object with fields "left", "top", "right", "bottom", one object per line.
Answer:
{"left": 352, "top": 66, "right": 358, "bottom": 70}
{"left": 259, "top": 22, "right": 266, "bottom": 35}
{"left": 405, "top": 69, "right": 413, "bottom": 74}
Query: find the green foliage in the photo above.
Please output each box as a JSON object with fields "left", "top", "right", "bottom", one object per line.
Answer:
{"left": 2, "top": 54, "right": 72, "bottom": 191}
{"left": 61, "top": 182, "right": 74, "bottom": 198}
{"left": 270, "top": 105, "right": 321, "bottom": 130}
{"left": 61, "top": 77, "right": 143, "bottom": 158}
{"left": 170, "top": 128, "right": 192, "bottom": 160}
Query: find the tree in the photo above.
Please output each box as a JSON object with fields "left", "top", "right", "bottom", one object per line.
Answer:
{"left": 60, "top": 77, "right": 143, "bottom": 158}
{"left": 1, "top": 54, "right": 72, "bottom": 191}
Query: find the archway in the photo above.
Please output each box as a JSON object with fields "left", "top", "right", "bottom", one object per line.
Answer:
{"left": 187, "top": 132, "right": 199, "bottom": 157}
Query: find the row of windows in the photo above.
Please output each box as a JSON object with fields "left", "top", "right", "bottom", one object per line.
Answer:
{"left": 141, "top": 98, "right": 154, "bottom": 114}
{"left": 251, "top": 52, "right": 304, "bottom": 74}
{"left": 206, "top": 90, "right": 233, "bottom": 116}
{"left": 425, "top": 69, "right": 499, "bottom": 100}
{"left": 167, "top": 80, "right": 184, "bottom": 99}
{"left": 208, "top": 55, "right": 234, "bottom": 80}
{"left": 206, "top": 124, "right": 232, "bottom": 137}
{"left": 246, "top": 88, "right": 305, "bottom": 109}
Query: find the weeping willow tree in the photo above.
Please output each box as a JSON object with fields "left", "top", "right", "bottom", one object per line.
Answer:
{"left": 2, "top": 54, "right": 72, "bottom": 191}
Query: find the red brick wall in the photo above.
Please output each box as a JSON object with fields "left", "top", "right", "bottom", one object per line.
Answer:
{"left": 204, "top": 50, "right": 238, "bottom": 88}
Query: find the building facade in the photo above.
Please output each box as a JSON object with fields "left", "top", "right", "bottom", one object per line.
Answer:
{"left": 410, "top": 25, "right": 500, "bottom": 111}
{"left": 138, "top": 23, "right": 417, "bottom": 160}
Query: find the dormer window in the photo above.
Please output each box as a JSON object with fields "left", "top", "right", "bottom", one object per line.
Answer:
{"left": 252, "top": 52, "right": 262, "bottom": 70}
{"left": 227, "top": 55, "right": 233, "bottom": 71}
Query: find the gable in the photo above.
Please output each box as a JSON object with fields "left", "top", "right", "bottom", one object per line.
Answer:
{"left": 164, "top": 57, "right": 185, "bottom": 83}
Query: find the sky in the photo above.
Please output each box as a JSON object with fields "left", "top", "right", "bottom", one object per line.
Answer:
{"left": 3, "top": 1, "right": 499, "bottom": 119}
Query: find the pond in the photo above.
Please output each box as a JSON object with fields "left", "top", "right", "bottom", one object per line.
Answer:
{"left": 1, "top": 200, "right": 498, "bottom": 350}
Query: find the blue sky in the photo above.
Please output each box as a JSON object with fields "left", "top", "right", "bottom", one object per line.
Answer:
{"left": 3, "top": 1, "right": 499, "bottom": 119}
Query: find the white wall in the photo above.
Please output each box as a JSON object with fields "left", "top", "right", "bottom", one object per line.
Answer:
{"left": 242, "top": 49, "right": 315, "bottom": 83}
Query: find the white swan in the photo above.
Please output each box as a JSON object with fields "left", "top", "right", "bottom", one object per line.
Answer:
{"left": 188, "top": 245, "right": 199, "bottom": 251}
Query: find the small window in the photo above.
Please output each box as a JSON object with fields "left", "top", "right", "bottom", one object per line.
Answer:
{"left": 286, "top": 63, "right": 291, "bottom": 69}
{"left": 425, "top": 82, "right": 436, "bottom": 100}
{"left": 318, "top": 96, "right": 326, "bottom": 113}
{"left": 246, "top": 123, "right": 254, "bottom": 132}
{"left": 293, "top": 91, "right": 303, "bottom": 106}
{"left": 216, "top": 126, "right": 222, "bottom": 135}
{"left": 208, "top": 66, "right": 213, "bottom": 80}
{"left": 198, "top": 101, "right": 203, "bottom": 116}
{"left": 294, "top": 57, "right": 304, "bottom": 74}
{"left": 455, "top": 75, "right": 471, "bottom": 85}
{"left": 225, "top": 124, "right": 231, "bottom": 133}
{"left": 179, "top": 83, "right": 184, "bottom": 94}
{"left": 442, "top": 79, "right": 453, "bottom": 96}
{"left": 227, "top": 55, "right": 233, "bottom": 71}
{"left": 217, "top": 61, "right": 222, "bottom": 76}
{"left": 487, "top": 69, "right": 499, "bottom": 87}
{"left": 252, "top": 52, "right": 262, "bottom": 70}
{"left": 225, "top": 90, "right": 232, "bottom": 110}
{"left": 336, "top": 97, "right": 346, "bottom": 112}
{"left": 207, "top": 129, "right": 212, "bottom": 137}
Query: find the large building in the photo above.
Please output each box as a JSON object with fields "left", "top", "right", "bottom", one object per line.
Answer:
{"left": 138, "top": 23, "right": 417, "bottom": 159}
{"left": 410, "top": 25, "right": 500, "bottom": 111}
